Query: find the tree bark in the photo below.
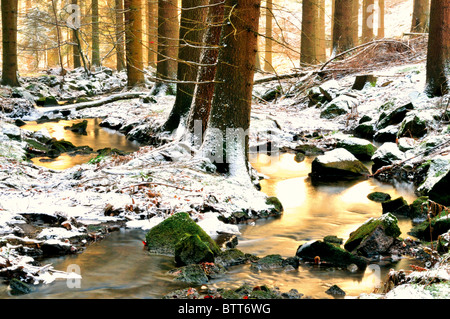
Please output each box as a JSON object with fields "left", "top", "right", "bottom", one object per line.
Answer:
{"left": 147, "top": 0, "right": 158, "bottom": 67}
{"left": 200, "top": 0, "right": 261, "bottom": 176}
{"left": 264, "top": 0, "right": 273, "bottom": 72}
{"left": 161, "top": 0, "right": 209, "bottom": 133}
{"left": 362, "top": 0, "right": 374, "bottom": 42}
{"left": 115, "top": 0, "right": 126, "bottom": 71}
{"left": 316, "top": 0, "right": 327, "bottom": 63}
{"left": 185, "top": 0, "right": 225, "bottom": 140}
{"left": 352, "top": 0, "right": 359, "bottom": 45}
{"left": 301, "top": 0, "right": 318, "bottom": 65}
{"left": 71, "top": 0, "right": 81, "bottom": 69}
{"left": 332, "top": 0, "right": 354, "bottom": 55}
{"left": 92, "top": 0, "right": 101, "bottom": 67}
{"left": 411, "top": 0, "right": 430, "bottom": 33}
{"left": 425, "top": 0, "right": 450, "bottom": 97}
{"left": 153, "top": 0, "right": 179, "bottom": 94}
{"left": 377, "top": 0, "right": 385, "bottom": 38}
{"left": 124, "top": 0, "right": 145, "bottom": 87}
{"left": 1, "top": 0, "right": 20, "bottom": 86}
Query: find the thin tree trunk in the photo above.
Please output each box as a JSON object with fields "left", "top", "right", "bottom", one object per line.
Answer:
{"left": 47, "top": 0, "right": 60, "bottom": 68}
{"left": 124, "top": 0, "right": 145, "bottom": 87}
{"left": 425, "top": 0, "right": 450, "bottom": 97}
{"left": 316, "top": 0, "right": 327, "bottom": 63}
{"left": 153, "top": 0, "right": 179, "bottom": 94}
{"left": 264, "top": 0, "right": 273, "bottom": 72}
{"left": 186, "top": 0, "right": 225, "bottom": 140}
{"left": 352, "top": 0, "right": 359, "bottom": 45}
{"left": 362, "top": 0, "right": 374, "bottom": 42}
{"left": 147, "top": 0, "right": 157, "bottom": 67}
{"left": 50, "top": 0, "right": 66, "bottom": 76}
{"left": 71, "top": 0, "right": 82, "bottom": 68}
{"left": 115, "top": 0, "right": 126, "bottom": 71}
{"left": 92, "top": 0, "right": 101, "bottom": 67}
{"left": 377, "top": 0, "right": 385, "bottom": 38}
{"left": 200, "top": 0, "right": 261, "bottom": 176}
{"left": 411, "top": 0, "right": 430, "bottom": 33}
{"left": 161, "top": 0, "right": 209, "bottom": 133}
{"left": 332, "top": 0, "right": 353, "bottom": 55}
{"left": 1, "top": 0, "right": 20, "bottom": 86}
{"left": 301, "top": 0, "right": 318, "bottom": 65}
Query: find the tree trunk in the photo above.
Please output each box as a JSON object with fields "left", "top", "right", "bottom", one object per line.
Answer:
{"left": 411, "top": 0, "right": 430, "bottom": 33}
{"left": 147, "top": 0, "right": 157, "bottom": 67}
{"left": 161, "top": 0, "right": 208, "bottom": 133}
{"left": 332, "top": 0, "right": 354, "bottom": 55}
{"left": 352, "top": 0, "right": 359, "bottom": 45}
{"left": 124, "top": 0, "right": 145, "bottom": 87}
{"left": 362, "top": 0, "right": 374, "bottom": 42}
{"left": 71, "top": 0, "right": 81, "bottom": 69}
{"left": 115, "top": 0, "right": 126, "bottom": 71}
{"left": 316, "top": 0, "right": 327, "bottom": 63}
{"left": 425, "top": 0, "right": 450, "bottom": 97}
{"left": 153, "top": 0, "right": 179, "bottom": 94}
{"left": 264, "top": 0, "right": 273, "bottom": 72}
{"left": 185, "top": 0, "right": 225, "bottom": 140}
{"left": 377, "top": 0, "right": 385, "bottom": 38}
{"left": 1, "top": 0, "right": 19, "bottom": 86}
{"left": 200, "top": 0, "right": 261, "bottom": 177}
{"left": 47, "top": 0, "right": 60, "bottom": 68}
{"left": 91, "top": 0, "right": 101, "bottom": 67}
{"left": 301, "top": 0, "right": 318, "bottom": 65}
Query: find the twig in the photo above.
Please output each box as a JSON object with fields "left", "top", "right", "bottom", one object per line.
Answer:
{"left": 121, "top": 182, "right": 198, "bottom": 192}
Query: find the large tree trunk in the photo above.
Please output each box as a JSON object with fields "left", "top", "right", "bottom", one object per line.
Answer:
{"left": 161, "top": 0, "right": 208, "bottom": 133}
{"left": 425, "top": 0, "right": 450, "bottom": 97}
{"left": 301, "top": 0, "right": 318, "bottom": 65}
{"left": 362, "top": 0, "right": 374, "bottom": 42}
{"left": 91, "top": 0, "right": 101, "bottom": 67}
{"left": 146, "top": 0, "right": 157, "bottom": 67}
{"left": 411, "top": 0, "right": 430, "bottom": 33}
{"left": 152, "top": 0, "right": 179, "bottom": 94}
{"left": 185, "top": 0, "right": 225, "bottom": 141}
{"left": 1, "top": 0, "right": 20, "bottom": 87}
{"left": 377, "top": 0, "right": 385, "bottom": 38}
{"left": 200, "top": 0, "right": 261, "bottom": 177}
{"left": 352, "top": 0, "right": 359, "bottom": 45}
{"left": 316, "top": 0, "right": 327, "bottom": 63}
{"left": 124, "top": 0, "right": 145, "bottom": 87}
{"left": 115, "top": 0, "right": 126, "bottom": 71}
{"left": 332, "top": 0, "right": 354, "bottom": 55}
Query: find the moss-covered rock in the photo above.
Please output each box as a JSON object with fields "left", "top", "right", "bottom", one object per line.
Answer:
{"left": 250, "top": 254, "right": 285, "bottom": 271}
{"left": 323, "top": 235, "right": 344, "bottom": 246}
{"left": 168, "top": 264, "right": 209, "bottom": 285}
{"left": 409, "top": 210, "right": 450, "bottom": 241}
{"left": 145, "top": 212, "right": 220, "bottom": 256}
{"left": 265, "top": 196, "right": 283, "bottom": 215}
{"left": 416, "top": 154, "right": 450, "bottom": 206}
{"left": 64, "top": 120, "right": 88, "bottom": 135}
{"left": 174, "top": 234, "right": 215, "bottom": 266}
{"left": 376, "top": 102, "right": 414, "bottom": 130}
{"left": 397, "top": 114, "right": 428, "bottom": 138}
{"left": 382, "top": 197, "right": 410, "bottom": 215}
{"left": 296, "top": 240, "right": 367, "bottom": 269}
{"left": 409, "top": 196, "right": 430, "bottom": 219}
{"left": 354, "top": 122, "right": 375, "bottom": 139}
{"left": 336, "top": 137, "right": 377, "bottom": 161}
{"left": 367, "top": 192, "right": 391, "bottom": 202}
{"left": 371, "top": 142, "right": 404, "bottom": 173}
{"left": 344, "top": 213, "right": 401, "bottom": 253}
{"left": 214, "top": 248, "right": 254, "bottom": 267}
{"left": 437, "top": 231, "right": 450, "bottom": 254}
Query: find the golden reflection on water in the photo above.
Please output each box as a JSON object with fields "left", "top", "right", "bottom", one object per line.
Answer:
{"left": 22, "top": 118, "right": 140, "bottom": 170}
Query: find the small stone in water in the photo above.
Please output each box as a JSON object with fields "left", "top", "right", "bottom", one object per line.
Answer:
{"left": 325, "top": 284, "right": 346, "bottom": 296}
{"left": 347, "top": 263, "right": 358, "bottom": 273}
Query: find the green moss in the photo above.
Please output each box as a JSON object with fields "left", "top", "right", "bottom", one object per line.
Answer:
{"left": 367, "top": 192, "right": 391, "bottom": 203}
{"left": 409, "top": 210, "right": 450, "bottom": 241}
{"left": 344, "top": 213, "right": 401, "bottom": 252}
{"left": 145, "top": 212, "right": 220, "bottom": 256}
{"left": 174, "top": 234, "right": 215, "bottom": 266}
{"left": 265, "top": 196, "right": 283, "bottom": 214}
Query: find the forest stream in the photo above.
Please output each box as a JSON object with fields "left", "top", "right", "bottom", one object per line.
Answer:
{"left": 0, "top": 119, "right": 425, "bottom": 299}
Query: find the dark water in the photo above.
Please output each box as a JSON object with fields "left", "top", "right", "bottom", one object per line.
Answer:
{"left": 1, "top": 147, "right": 423, "bottom": 299}
{"left": 21, "top": 118, "right": 140, "bottom": 170}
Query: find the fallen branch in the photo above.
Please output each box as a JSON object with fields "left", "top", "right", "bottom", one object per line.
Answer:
{"left": 121, "top": 181, "right": 198, "bottom": 192}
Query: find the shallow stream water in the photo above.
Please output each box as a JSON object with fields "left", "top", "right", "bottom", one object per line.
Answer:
{"left": 1, "top": 120, "right": 424, "bottom": 299}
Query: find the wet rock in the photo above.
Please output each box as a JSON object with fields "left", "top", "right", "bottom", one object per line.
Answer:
{"left": 168, "top": 264, "right": 210, "bottom": 285}
{"left": 415, "top": 154, "right": 450, "bottom": 206}
{"left": 265, "top": 196, "right": 284, "bottom": 215}
{"left": 99, "top": 117, "right": 123, "bottom": 130}
{"left": 336, "top": 136, "right": 377, "bottom": 161}
{"left": 367, "top": 192, "right": 391, "bottom": 202}
{"left": 409, "top": 196, "right": 430, "bottom": 219}
{"left": 64, "top": 120, "right": 88, "bottom": 135}
{"left": 296, "top": 240, "right": 367, "bottom": 269}
{"left": 175, "top": 234, "right": 216, "bottom": 266}
{"left": 354, "top": 122, "right": 375, "bottom": 139}
{"left": 371, "top": 142, "right": 405, "bottom": 173}
{"left": 214, "top": 248, "right": 252, "bottom": 267}
{"left": 220, "top": 284, "right": 283, "bottom": 299}
{"left": 397, "top": 113, "right": 428, "bottom": 138}
{"left": 437, "top": 230, "right": 450, "bottom": 254}
{"left": 310, "top": 148, "right": 370, "bottom": 180}
{"left": 8, "top": 278, "right": 33, "bottom": 296}
{"left": 344, "top": 213, "right": 401, "bottom": 256}
{"left": 325, "top": 284, "right": 346, "bottom": 296}
{"left": 261, "top": 86, "right": 282, "bottom": 102}
{"left": 382, "top": 197, "right": 410, "bottom": 216}
{"left": 36, "top": 96, "right": 59, "bottom": 107}
{"left": 250, "top": 254, "right": 285, "bottom": 271}
{"left": 145, "top": 212, "right": 220, "bottom": 256}
{"left": 294, "top": 152, "right": 306, "bottom": 163}
{"left": 320, "top": 95, "right": 358, "bottom": 119}
{"left": 376, "top": 102, "right": 414, "bottom": 130}
{"left": 397, "top": 137, "right": 417, "bottom": 152}
{"left": 323, "top": 235, "right": 344, "bottom": 246}
{"left": 294, "top": 143, "right": 325, "bottom": 156}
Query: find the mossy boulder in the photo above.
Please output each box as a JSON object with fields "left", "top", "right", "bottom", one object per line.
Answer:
{"left": 174, "top": 234, "right": 215, "bottom": 266}
{"left": 344, "top": 213, "right": 401, "bottom": 254}
{"left": 367, "top": 192, "right": 391, "bottom": 203}
{"left": 294, "top": 143, "right": 325, "bottom": 156}
{"left": 371, "top": 142, "right": 405, "bottom": 173}
{"left": 64, "top": 120, "right": 88, "bottom": 135}
{"left": 296, "top": 240, "right": 367, "bottom": 270}
{"left": 250, "top": 254, "right": 285, "bottom": 271}
{"left": 36, "top": 96, "right": 59, "bottom": 106}
{"left": 416, "top": 154, "right": 450, "bottom": 206}
{"left": 409, "top": 196, "right": 430, "bottom": 219}
{"left": 320, "top": 95, "right": 358, "bottom": 119}
{"left": 310, "top": 148, "right": 370, "bottom": 180}
{"left": 145, "top": 212, "right": 220, "bottom": 256}
{"left": 354, "top": 122, "right": 375, "bottom": 139}
{"left": 409, "top": 210, "right": 450, "bottom": 241}
{"left": 323, "top": 235, "right": 344, "bottom": 246}
{"left": 168, "top": 264, "right": 209, "bottom": 285}
{"left": 214, "top": 248, "right": 256, "bottom": 267}
{"left": 336, "top": 137, "right": 377, "bottom": 161}
{"left": 397, "top": 113, "right": 428, "bottom": 138}
{"left": 381, "top": 197, "right": 410, "bottom": 216}
{"left": 265, "top": 196, "right": 283, "bottom": 215}
{"left": 376, "top": 102, "right": 414, "bottom": 130}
